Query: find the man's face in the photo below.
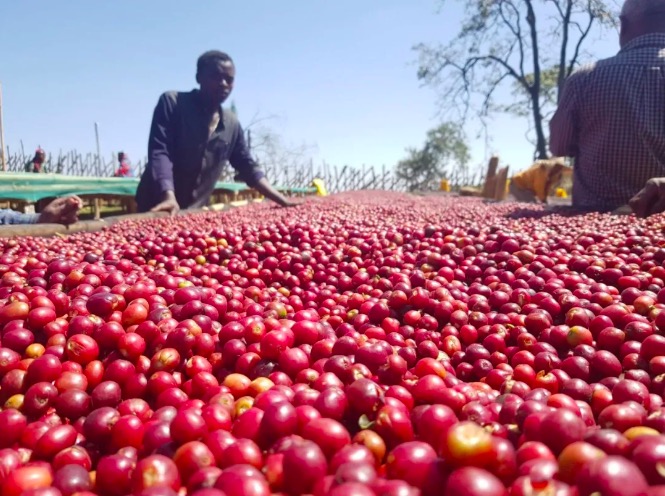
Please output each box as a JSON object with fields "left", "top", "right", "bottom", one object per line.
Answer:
{"left": 197, "top": 60, "right": 235, "bottom": 106}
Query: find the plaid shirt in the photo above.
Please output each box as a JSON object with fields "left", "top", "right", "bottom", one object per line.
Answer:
{"left": 550, "top": 33, "right": 665, "bottom": 211}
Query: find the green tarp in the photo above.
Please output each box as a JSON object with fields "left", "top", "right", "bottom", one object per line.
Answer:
{"left": 0, "top": 173, "right": 314, "bottom": 203}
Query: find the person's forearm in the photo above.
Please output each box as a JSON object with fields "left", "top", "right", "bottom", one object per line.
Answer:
{"left": 253, "top": 178, "right": 290, "bottom": 206}
{"left": 0, "top": 209, "right": 40, "bottom": 225}
{"left": 151, "top": 157, "right": 175, "bottom": 195}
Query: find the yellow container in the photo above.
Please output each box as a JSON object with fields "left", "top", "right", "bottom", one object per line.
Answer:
{"left": 440, "top": 179, "right": 450, "bottom": 192}
{"left": 312, "top": 178, "right": 328, "bottom": 196}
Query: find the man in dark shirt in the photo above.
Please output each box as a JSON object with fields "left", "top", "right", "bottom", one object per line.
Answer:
{"left": 136, "top": 50, "right": 297, "bottom": 215}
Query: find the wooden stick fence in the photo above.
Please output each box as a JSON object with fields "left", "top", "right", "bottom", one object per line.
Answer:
{"left": 3, "top": 148, "right": 485, "bottom": 194}
{"left": 6, "top": 147, "right": 147, "bottom": 178}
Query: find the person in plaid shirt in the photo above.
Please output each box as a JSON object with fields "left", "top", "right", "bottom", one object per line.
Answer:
{"left": 550, "top": 0, "right": 665, "bottom": 216}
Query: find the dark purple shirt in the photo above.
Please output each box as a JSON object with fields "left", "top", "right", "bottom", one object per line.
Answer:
{"left": 136, "top": 90, "right": 265, "bottom": 211}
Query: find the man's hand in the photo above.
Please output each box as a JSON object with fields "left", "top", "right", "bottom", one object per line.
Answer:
{"left": 150, "top": 191, "right": 180, "bottom": 217}
{"left": 629, "top": 178, "right": 665, "bottom": 218}
{"left": 280, "top": 199, "right": 302, "bottom": 208}
{"left": 38, "top": 196, "right": 83, "bottom": 225}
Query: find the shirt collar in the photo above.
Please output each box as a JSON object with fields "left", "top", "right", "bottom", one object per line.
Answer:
{"left": 620, "top": 32, "right": 665, "bottom": 53}
{"left": 192, "top": 89, "right": 225, "bottom": 129}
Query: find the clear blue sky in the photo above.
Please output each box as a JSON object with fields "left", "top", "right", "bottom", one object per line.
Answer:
{"left": 1, "top": 1, "right": 619, "bottom": 175}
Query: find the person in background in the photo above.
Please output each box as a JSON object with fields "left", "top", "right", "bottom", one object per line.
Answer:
{"left": 114, "top": 152, "right": 132, "bottom": 177}
{"left": 135, "top": 50, "right": 299, "bottom": 215}
{"left": 508, "top": 160, "right": 569, "bottom": 203}
{"left": 549, "top": 0, "right": 665, "bottom": 215}
{"left": 0, "top": 196, "right": 83, "bottom": 225}
{"left": 25, "top": 148, "right": 47, "bottom": 173}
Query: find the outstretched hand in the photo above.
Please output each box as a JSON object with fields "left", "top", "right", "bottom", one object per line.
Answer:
{"left": 38, "top": 196, "right": 83, "bottom": 225}
{"left": 280, "top": 199, "right": 303, "bottom": 208}
{"left": 150, "top": 192, "right": 180, "bottom": 217}
{"left": 629, "top": 178, "right": 665, "bottom": 218}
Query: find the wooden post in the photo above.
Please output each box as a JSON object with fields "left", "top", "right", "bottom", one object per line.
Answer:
{"left": 0, "top": 82, "right": 6, "bottom": 171}
{"left": 94, "top": 123, "right": 101, "bottom": 177}
{"left": 482, "top": 156, "right": 499, "bottom": 198}
{"left": 493, "top": 167, "right": 509, "bottom": 201}
{"left": 93, "top": 198, "right": 101, "bottom": 220}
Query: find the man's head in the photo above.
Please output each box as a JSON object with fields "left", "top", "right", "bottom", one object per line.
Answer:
{"left": 620, "top": 0, "right": 665, "bottom": 47}
{"left": 196, "top": 50, "right": 235, "bottom": 107}
{"left": 118, "top": 152, "right": 126, "bottom": 161}
{"left": 35, "top": 148, "right": 45, "bottom": 163}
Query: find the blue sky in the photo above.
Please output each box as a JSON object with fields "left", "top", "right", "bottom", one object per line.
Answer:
{"left": 1, "top": 1, "right": 619, "bottom": 175}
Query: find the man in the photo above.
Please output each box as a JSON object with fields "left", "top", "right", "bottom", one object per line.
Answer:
{"left": 509, "top": 160, "right": 569, "bottom": 203}
{"left": 0, "top": 196, "right": 82, "bottom": 225}
{"left": 114, "top": 152, "right": 132, "bottom": 177}
{"left": 25, "top": 148, "right": 47, "bottom": 173}
{"left": 136, "top": 51, "right": 297, "bottom": 215}
{"left": 549, "top": 0, "right": 665, "bottom": 215}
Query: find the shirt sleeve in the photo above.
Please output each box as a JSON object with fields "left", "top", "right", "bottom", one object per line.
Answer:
{"left": 148, "top": 93, "right": 178, "bottom": 194}
{"left": 0, "top": 209, "right": 40, "bottom": 225}
{"left": 549, "top": 73, "right": 582, "bottom": 158}
{"left": 228, "top": 123, "right": 266, "bottom": 188}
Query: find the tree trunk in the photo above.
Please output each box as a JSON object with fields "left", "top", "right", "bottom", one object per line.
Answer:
{"left": 557, "top": 0, "right": 574, "bottom": 103}
{"left": 531, "top": 89, "right": 548, "bottom": 159}
{"left": 524, "top": 0, "right": 547, "bottom": 159}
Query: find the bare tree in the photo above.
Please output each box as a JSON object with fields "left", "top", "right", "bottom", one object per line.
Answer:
{"left": 415, "top": 0, "right": 618, "bottom": 159}
{"left": 226, "top": 107, "right": 318, "bottom": 186}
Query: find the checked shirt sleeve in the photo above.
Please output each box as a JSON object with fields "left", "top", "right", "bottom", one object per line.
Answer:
{"left": 550, "top": 74, "right": 582, "bottom": 158}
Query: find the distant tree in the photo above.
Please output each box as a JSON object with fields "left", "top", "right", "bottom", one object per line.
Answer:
{"left": 217, "top": 108, "right": 317, "bottom": 185}
{"left": 415, "top": 0, "right": 617, "bottom": 160}
{"left": 396, "top": 122, "right": 470, "bottom": 192}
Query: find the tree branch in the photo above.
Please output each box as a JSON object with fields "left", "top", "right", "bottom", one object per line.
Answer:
{"left": 556, "top": 0, "right": 574, "bottom": 102}
{"left": 567, "top": 1, "right": 595, "bottom": 77}
{"left": 498, "top": 0, "right": 526, "bottom": 77}
{"left": 481, "top": 71, "right": 513, "bottom": 117}
{"left": 524, "top": 0, "right": 548, "bottom": 158}
{"left": 465, "top": 54, "right": 529, "bottom": 90}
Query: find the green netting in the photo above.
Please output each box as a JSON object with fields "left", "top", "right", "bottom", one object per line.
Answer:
{"left": 0, "top": 173, "right": 314, "bottom": 202}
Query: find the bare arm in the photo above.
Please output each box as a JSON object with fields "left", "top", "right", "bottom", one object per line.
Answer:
{"left": 253, "top": 177, "right": 299, "bottom": 207}
{"left": 229, "top": 123, "right": 300, "bottom": 207}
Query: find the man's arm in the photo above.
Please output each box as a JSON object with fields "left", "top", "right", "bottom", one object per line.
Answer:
{"left": 0, "top": 209, "right": 39, "bottom": 225}
{"left": 38, "top": 196, "right": 83, "bottom": 225}
{"left": 147, "top": 94, "right": 179, "bottom": 216}
{"left": 0, "top": 196, "right": 83, "bottom": 226}
{"left": 549, "top": 74, "right": 582, "bottom": 158}
{"left": 229, "top": 124, "right": 298, "bottom": 207}
{"left": 629, "top": 178, "right": 665, "bottom": 217}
